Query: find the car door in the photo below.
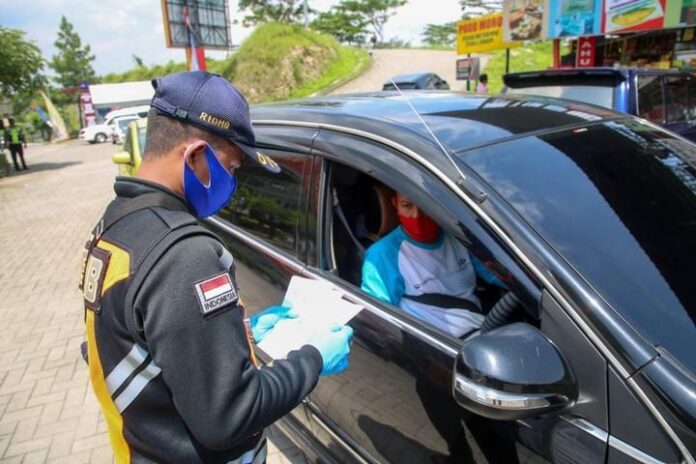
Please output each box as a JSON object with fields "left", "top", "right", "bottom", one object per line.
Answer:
{"left": 202, "top": 124, "right": 318, "bottom": 433}
{"left": 300, "top": 129, "right": 615, "bottom": 464}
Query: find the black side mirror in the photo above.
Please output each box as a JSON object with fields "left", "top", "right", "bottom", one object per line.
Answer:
{"left": 453, "top": 323, "right": 577, "bottom": 421}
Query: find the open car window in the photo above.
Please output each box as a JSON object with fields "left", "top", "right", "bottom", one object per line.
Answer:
{"left": 321, "top": 159, "right": 540, "bottom": 343}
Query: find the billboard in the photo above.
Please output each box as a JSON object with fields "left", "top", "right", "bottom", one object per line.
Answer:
{"left": 161, "top": 0, "right": 231, "bottom": 50}
{"left": 457, "top": 13, "right": 521, "bottom": 54}
{"left": 603, "top": 0, "right": 666, "bottom": 32}
{"left": 548, "top": 0, "right": 603, "bottom": 37}
{"left": 504, "top": 0, "right": 550, "bottom": 41}
{"left": 503, "top": 0, "right": 696, "bottom": 39}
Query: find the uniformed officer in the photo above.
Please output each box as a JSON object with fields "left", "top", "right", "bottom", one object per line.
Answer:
{"left": 3, "top": 118, "right": 28, "bottom": 171}
{"left": 80, "top": 71, "right": 353, "bottom": 463}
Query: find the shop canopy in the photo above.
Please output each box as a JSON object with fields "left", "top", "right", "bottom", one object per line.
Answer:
{"left": 88, "top": 81, "right": 154, "bottom": 109}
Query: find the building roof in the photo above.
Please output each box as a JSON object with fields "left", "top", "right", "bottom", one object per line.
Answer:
{"left": 89, "top": 81, "right": 154, "bottom": 108}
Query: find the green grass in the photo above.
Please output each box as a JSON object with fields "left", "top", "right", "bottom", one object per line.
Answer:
{"left": 482, "top": 41, "right": 568, "bottom": 94}
{"left": 232, "top": 23, "right": 369, "bottom": 103}
{"left": 290, "top": 46, "right": 370, "bottom": 99}
{"left": 98, "top": 23, "right": 369, "bottom": 103}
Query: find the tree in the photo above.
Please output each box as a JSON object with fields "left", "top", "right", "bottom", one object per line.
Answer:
{"left": 238, "top": 0, "right": 313, "bottom": 26}
{"left": 339, "top": 0, "right": 406, "bottom": 45}
{"left": 312, "top": 9, "right": 367, "bottom": 45}
{"left": 49, "top": 16, "right": 96, "bottom": 89}
{"left": 0, "top": 27, "right": 45, "bottom": 96}
{"left": 421, "top": 22, "right": 458, "bottom": 47}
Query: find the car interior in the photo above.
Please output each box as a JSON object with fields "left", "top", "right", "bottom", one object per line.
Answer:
{"left": 326, "top": 163, "right": 523, "bottom": 338}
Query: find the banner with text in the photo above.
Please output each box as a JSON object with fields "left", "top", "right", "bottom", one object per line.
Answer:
{"left": 457, "top": 13, "right": 521, "bottom": 55}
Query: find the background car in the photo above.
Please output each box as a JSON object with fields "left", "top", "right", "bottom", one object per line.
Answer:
{"left": 502, "top": 67, "right": 696, "bottom": 141}
{"left": 111, "top": 118, "right": 147, "bottom": 176}
{"left": 109, "top": 116, "right": 139, "bottom": 145}
{"left": 114, "top": 93, "right": 696, "bottom": 464}
{"left": 382, "top": 72, "right": 450, "bottom": 91}
{"left": 79, "top": 105, "right": 149, "bottom": 144}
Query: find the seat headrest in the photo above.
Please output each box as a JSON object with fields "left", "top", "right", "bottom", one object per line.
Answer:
{"left": 363, "top": 183, "right": 399, "bottom": 241}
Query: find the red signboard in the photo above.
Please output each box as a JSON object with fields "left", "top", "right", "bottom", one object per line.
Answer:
{"left": 576, "top": 36, "right": 597, "bottom": 67}
{"left": 79, "top": 84, "right": 97, "bottom": 127}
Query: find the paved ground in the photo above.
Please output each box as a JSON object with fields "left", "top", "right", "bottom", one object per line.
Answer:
{"left": 0, "top": 142, "right": 305, "bottom": 463}
{"left": 330, "top": 48, "right": 489, "bottom": 95}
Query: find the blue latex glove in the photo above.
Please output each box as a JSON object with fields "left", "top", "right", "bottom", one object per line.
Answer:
{"left": 307, "top": 325, "right": 354, "bottom": 376}
{"left": 249, "top": 305, "right": 298, "bottom": 343}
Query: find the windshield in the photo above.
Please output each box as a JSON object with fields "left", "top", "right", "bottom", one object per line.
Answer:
{"left": 461, "top": 119, "right": 696, "bottom": 372}
{"left": 506, "top": 85, "right": 614, "bottom": 109}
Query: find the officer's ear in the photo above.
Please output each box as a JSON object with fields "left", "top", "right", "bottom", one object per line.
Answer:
{"left": 183, "top": 140, "right": 211, "bottom": 184}
{"left": 183, "top": 140, "right": 207, "bottom": 168}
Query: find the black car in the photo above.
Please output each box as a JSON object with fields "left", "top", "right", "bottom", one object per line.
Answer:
{"left": 202, "top": 92, "right": 696, "bottom": 464}
{"left": 383, "top": 72, "right": 450, "bottom": 91}
{"left": 503, "top": 67, "right": 696, "bottom": 141}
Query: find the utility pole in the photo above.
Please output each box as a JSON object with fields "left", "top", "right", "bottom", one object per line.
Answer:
{"left": 303, "top": 0, "right": 308, "bottom": 27}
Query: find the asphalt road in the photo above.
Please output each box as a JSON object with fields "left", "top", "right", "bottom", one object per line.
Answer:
{"left": 330, "top": 48, "right": 488, "bottom": 95}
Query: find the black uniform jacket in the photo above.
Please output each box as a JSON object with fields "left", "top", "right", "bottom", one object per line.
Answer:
{"left": 81, "top": 177, "right": 322, "bottom": 463}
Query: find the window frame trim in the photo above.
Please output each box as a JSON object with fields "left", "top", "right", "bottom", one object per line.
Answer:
{"left": 311, "top": 136, "right": 539, "bottom": 349}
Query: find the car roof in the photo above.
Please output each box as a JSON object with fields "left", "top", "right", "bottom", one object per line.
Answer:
{"left": 385, "top": 72, "right": 434, "bottom": 84}
{"left": 251, "top": 91, "right": 623, "bottom": 157}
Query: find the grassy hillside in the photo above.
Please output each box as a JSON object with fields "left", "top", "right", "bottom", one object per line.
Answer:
{"left": 483, "top": 41, "right": 567, "bottom": 94}
{"left": 100, "top": 23, "right": 369, "bottom": 104}
{"left": 229, "top": 23, "right": 369, "bottom": 103}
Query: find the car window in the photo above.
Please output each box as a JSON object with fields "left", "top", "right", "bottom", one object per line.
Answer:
{"left": 637, "top": 75, "right": 664, "bottom": 123}
{"left": 320, "top": 155, "right": 538, "bottom": 342}
{"left": 505, "top": 85, "right": 614, "bottom": 109}
{"left": 461, "top": 119, "right": 696, "bottom": 373}
{"left": 217, "top": 152, "right": 307, "bottom": 255}
{"left": 664, "top": 76, "right": 689, "bottom": 123}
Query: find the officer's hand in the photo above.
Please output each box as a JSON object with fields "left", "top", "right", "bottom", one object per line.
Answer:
{"left": 307, "top": 325, "right": 354, "bottom": 376}
{"left": 249, "top": 305, "right": 298, "bottom": 343}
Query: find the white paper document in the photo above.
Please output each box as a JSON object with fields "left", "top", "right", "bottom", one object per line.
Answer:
{"left": 257, "top": 276, "right": 362, "bottom": 359}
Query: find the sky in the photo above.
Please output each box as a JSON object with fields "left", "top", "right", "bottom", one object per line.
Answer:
{"left": 1, "top": 0, "right": 462, "bottom": 76}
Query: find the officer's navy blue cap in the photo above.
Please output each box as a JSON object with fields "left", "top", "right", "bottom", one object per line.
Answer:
{"left": 150, "top": 71, "right": 280, "bottom": 173}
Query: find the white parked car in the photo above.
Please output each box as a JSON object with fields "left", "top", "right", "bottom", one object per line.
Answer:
{"left": 79, "top": 105, "right": 149, "bottom": 144}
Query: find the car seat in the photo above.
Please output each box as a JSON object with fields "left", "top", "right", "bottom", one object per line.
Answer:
{"left": 331, "top": 172, "right": 399, "bottom": 285}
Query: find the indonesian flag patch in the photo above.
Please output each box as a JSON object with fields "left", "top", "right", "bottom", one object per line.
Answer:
{"left": 194, "top": 272, "right": 239, "bottom": 316}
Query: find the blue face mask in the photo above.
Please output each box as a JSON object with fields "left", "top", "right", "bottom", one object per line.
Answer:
{"left": 183, "top": 144, "right": 237, "bottom": 218}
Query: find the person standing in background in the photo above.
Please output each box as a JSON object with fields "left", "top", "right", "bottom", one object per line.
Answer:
{"left": 0, "top": 120, "right": 10, "bottom": 177}
{"left": 476, "top": 74, "right": 489, "bottom": 94}
{"left": 3, "top": 118, "right": 28, "bottom": 171}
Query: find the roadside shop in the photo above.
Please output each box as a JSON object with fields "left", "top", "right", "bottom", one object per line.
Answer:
{"left": 485, "top": 0, "right": 696, "bottom": 70}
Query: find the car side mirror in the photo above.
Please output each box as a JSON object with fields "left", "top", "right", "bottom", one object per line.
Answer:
{"left": 453, "top": 323, "right": 576, "bottom": 421}
{"left": 112, "top": 151, "right": 132, "bottom": 166}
